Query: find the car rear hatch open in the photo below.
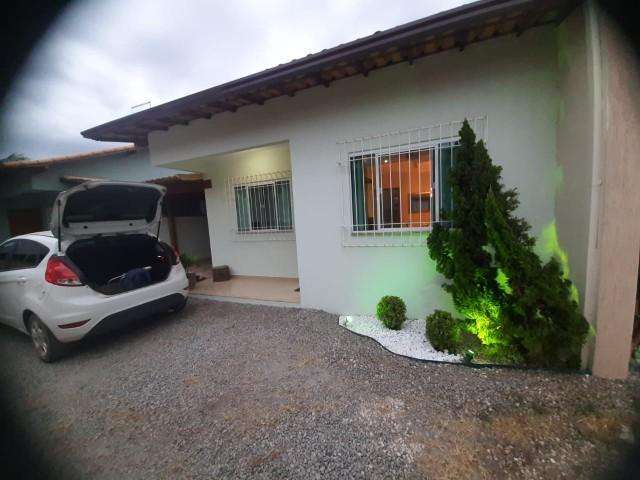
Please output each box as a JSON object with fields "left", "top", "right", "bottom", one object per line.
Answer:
{"left": 49, "top": 181, "right": 176, "bottom": 295}
{"left": 50, "top": 181, "right": 166, "bottom": 252}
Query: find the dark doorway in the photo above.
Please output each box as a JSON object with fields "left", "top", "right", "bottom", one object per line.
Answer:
{"left": 7, "top": 208, "right": 42, "bottom": 236}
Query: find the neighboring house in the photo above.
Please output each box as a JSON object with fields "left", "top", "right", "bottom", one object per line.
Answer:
{"left": 81, "top": 0, "right": 640, "bottom": 378}
{"left": 0, "top": 146, "right": 211, "bottom": 259}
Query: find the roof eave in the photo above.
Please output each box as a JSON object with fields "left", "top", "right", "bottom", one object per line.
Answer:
{"left": 82, "top": 0, "right": 580, "bottom": 143}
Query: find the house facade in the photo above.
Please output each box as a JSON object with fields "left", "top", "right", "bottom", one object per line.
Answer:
{"left": 82, "top": 0, "right": 640, "bottom": 378}
{"left": 0, "top": 146, "right": 212, "bottom": 260}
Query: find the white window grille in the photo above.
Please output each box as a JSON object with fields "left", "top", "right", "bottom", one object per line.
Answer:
{"left": 226, "top": 171, "right": 295, "bottom": 241}
{"left": 338, "top": 116, "right": 487, "bottom": 247}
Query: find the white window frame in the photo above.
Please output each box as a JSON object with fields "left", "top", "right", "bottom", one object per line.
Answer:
{"left": 233, "top": 178, "right": 294, "bottom": 234}
{"left": 348, "top": 138, "right": 458, "bottom": 234}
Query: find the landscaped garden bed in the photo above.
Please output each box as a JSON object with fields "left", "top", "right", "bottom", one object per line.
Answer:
{"left": 342, "top": 120, "right": 591, "bottom": 370}
{"left": 338, "top": 314, "right": 461, "bottom": 363}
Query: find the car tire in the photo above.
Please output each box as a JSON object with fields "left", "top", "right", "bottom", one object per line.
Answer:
{"left": 27, "top": 315, "right": 65, "bottom": 363}
{"left": 169, "top": 297, "right": 188, "bottom": 314}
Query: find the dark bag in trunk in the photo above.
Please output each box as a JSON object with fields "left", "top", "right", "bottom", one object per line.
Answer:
{"left": 120, "top": 268, "right": 152, "bottom": 291}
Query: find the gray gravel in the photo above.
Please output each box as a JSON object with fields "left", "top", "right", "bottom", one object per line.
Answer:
{"left": 1, "top": 297, "right": 639, "bottom": 479}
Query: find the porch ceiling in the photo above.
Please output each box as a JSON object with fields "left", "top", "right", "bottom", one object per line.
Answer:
{"left": 81, "top": 0, "right": 580, "bottom": 146}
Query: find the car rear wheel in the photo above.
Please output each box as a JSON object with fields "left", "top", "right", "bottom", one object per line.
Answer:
{"left": 168, "top": 297, "right": 187, "bottom": 314}
{"left": 28, "top": 315, "right": 64, "bottom": 363}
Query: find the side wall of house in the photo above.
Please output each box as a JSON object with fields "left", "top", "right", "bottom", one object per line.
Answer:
{"left": 555, "top": 6, "right": 594, "bottom": 308}
{"left": 150, "top": 27, "right": 564, "bottom": 318}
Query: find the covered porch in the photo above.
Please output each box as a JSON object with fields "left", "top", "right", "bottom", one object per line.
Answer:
{"left": 158, "top": 141, "right": 301, "bottom": 305}
{"left": 190, "top": 261, "right": 300, "bottom": 303}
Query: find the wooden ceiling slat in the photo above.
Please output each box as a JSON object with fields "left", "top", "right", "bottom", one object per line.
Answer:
{"left": 177, "top": 110, "right": 209, "bottom": 122}
{"left": 515, "top": 7, "right": 554, "bottom": 36}
{"left": 282, "top": 82, "right": 298, "bottom": 97}
{"left": 306, "top": 73, "right": 331, "bottom": 87}
{"left": 440, "top": 36, "right": 456, "bottom": 50}
{"left": 240, "top": 93, "right": 265, "bottom": 105}
{"left": 498, "top": 19, "right": 518, "bottom": 35}
{"left": 424, "top": 41, "right": 439, "bottom": 54}
{"left": 205, "top": 101, "right": 237, "bottom": 113}
{"left": 455, "top": 31, "right": 469, "bottom": 51}
{"left": 139, "top": 121, "right": 170, "bottom": 131}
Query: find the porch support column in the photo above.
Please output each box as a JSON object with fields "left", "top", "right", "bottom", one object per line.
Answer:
{"left": 587, "top": 2, "right": 640, "bottom": 379}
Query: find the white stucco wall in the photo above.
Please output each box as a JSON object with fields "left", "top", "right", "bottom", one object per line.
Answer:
{"left": 150, "top": 26, "right": 564, "bottom": 318}
{"left": 174, "top": 216, "right": 212, "bottom": 260}
{"left": 555, "top": 6, "right": 594, "bottom": 308}
{"left": 158, "top": 215, "right": 211, "bottom": 260}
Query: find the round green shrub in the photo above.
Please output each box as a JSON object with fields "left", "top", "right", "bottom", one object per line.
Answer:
{"left": 426, "top": 310, "right": 461, "bottom": 353}
{"left": 376, "top": 296, "right": 407, "bottom": 330}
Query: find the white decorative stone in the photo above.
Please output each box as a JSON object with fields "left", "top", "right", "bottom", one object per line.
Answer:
{"left": 338, "top": 315, "right": 462, "bottom": 363}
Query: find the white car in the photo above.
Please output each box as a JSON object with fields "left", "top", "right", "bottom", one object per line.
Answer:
{"left": 0, "top": 181, "right": 189, "bottom": 362}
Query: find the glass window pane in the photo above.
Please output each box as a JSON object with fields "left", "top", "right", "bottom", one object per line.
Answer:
{"left": 236, "top": 180, "right": 293, "bottom": 233}
{"left": 234, "top": 186, "right": 250, "bottom": 232}
{"left": 275, "top": 180, "right": 292, "bottom": 230}
{"left": 438, "top": 142, "right": 458, "bottom": 221}
{"left": 249, "top": 185, "right": 263, "bottom": 230}
{"left": 0, "top": 241, "right": 17, "bottom": 271}
{"left": 350, "top": 155, "right": 377, "bottom": 231}
{"left": 349, "top": 144, "right": 453, "bottom": 232}
{"left": 379, "top": 148, "right": 432, "bottom": 228}
{"left": 249, "top": 184, "right": 278, "bottom": 230}
{"left": 409, "top": 149, "right": 433, "bottom": 228}
{"left": 12, "top": 240, "right": 49, "bottom": 269}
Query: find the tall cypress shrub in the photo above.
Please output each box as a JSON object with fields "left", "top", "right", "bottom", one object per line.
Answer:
{"left": 427, "top": 120, "right": 588, "bottom": 367}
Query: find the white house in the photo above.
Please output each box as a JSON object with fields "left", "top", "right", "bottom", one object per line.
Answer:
{"left": 82, "top": 0, "right": 640, "bottom": 379}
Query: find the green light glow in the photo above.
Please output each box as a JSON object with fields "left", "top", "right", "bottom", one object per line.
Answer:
{"left": 352, "top": 245, "right": 442, "bottom": 317}
{"left": 539, "top": 221, "right": 579, "bottom": 303}
{"left": 460, "top": 295, "right": 504, "bottom": 347}
{"left": 553, "top": 165, "right": 564, "bottom": 191}
{"left": 540, "top": 222, "right": 569, "bottom": 273}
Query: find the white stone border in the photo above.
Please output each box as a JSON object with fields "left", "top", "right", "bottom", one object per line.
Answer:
{"left": 339, "top": 315, "right": 462, "bottom": 363}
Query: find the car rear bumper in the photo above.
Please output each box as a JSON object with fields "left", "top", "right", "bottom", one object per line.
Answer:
{"left": 35, "top": 265, "right": 188, "bottom": 342}
{"left": 84, "top": 293, "right": 186, "bottom": 338}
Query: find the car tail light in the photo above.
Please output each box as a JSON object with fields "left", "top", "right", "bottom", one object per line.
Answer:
{"left": 45, "top": 257, "right": 83, "bottom": 286}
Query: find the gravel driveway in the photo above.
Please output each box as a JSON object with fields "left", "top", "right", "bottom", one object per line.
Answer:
{"left": 1, "top": 297, "right": 639, "bottom": 479}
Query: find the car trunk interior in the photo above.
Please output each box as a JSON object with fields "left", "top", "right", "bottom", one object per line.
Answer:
{"left": 66, "top": 234, "right": 172, "bottom": 295}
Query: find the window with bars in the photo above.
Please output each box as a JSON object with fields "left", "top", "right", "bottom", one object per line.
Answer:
{"left": 233, "top": 179, "right": 293, "bottom": 232}
{"left": 349, "top": 141, "right": 458, "bottom": 232}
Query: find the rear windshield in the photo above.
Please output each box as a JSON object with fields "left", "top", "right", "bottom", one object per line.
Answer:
{"left": 63, "top": 185, "right": 162, "bottom": 224}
